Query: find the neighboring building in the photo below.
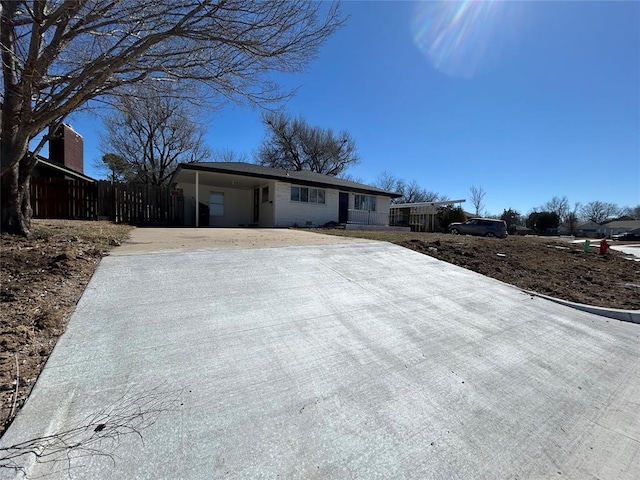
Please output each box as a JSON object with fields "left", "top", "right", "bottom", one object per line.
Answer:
{"left": 49, "top": 124, "right": 85, "bottom": 173}
{"left": 389, "top": 200, "right": 466, "bottom": 232}
{"left": 576, "top": 221, "right": 603, "bottom": 238}
{"left": 575, "top": 220, "right": 640, "bottom": 238}
{"left": 557, "top": 223, "right": 571, "bottom": 236}
{"left": 601, "top": 220, "right": 640, "bottom": 237}
{"left": 32, "top": 156, "right": 96, "bottom": 183}
{"left": 170, "top": 162, "right": 400, "bottom": 228}
{"left": 32, "top": 124, "right": 95, "bottom": 182}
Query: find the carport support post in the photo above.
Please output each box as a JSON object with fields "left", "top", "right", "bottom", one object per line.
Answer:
{"left": 195, "top": 171, "right": 199, "bottom": 227}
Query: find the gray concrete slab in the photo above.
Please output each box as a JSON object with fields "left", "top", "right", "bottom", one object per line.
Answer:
{"left": 112, "top": 227, "right": 370, "bottom": 255}
{"left": 610, "top": 243, "right": 640, "bottom": 260}
{"left": 2, "top": 242, "right": 639, "bottom": 479}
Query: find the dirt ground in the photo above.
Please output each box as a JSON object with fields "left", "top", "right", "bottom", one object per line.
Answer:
{"left": 1, "top": 220, "right": 131, "bottom": 436}
{"left": 1, "top": 221, "right": 639, "bottom": 437}
{"left": 314, "top": 229, "right": 640, "bottom": 310}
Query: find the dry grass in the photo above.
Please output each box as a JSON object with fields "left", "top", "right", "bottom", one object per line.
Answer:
{"left": 30, "top": 219, "right": 132, "bottom": 250}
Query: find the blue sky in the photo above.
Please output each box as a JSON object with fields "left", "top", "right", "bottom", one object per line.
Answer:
{"left": 72, "top": 0, "right": 639, "bottom": 216}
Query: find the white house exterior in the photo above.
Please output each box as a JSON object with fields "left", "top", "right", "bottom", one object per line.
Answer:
{"left": 171, "top": 162, "right": 399, "bottom": 228}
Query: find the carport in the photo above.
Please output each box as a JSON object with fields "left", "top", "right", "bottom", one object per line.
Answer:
{"left": 172, "top": 166, "right": 274, "bottom": 228}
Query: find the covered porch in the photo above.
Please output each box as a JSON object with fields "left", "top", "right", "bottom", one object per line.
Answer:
{"left": 172, "top": 168, "right": 275, "bottom": 228}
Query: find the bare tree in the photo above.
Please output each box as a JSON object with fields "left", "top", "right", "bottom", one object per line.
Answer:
{"left": 374, "top": 171, "right": 444, "bottom": 204}
{"left": 101, "top": 85, "right": 211, "bottom": 186}
{"left": 337, "top": 172, "right": 365, "bottom": 183}
{"left": 257, "top": 112, "right": 358, "bottom": 176}
{"left": 621, "top": 204, "right": 640, "bottom": 220}
{"left": 374, "top": 171, "right": 400, "bottom": 193}
{"left": 1, "top": 0, "right": 343, "bottom": 235}
{"left": 212, "top": 148, "right": 249, "bottom": 163}
{"left": 566, "top": 202, "right": 581, "bottom": 235}
{"left": 579, "top": 201, "right": 621, "bottom": 224}
{"left": 541, "top": 196, "right": 570, "bottom": 224}
{"left": 400, "top": 180, "right": 443, "bottom": 203}
{"left": 469, "top": 185, "right": 486, "bottom": 216}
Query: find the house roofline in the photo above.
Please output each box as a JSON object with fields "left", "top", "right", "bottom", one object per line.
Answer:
{"left": 35, "top": 157, "right": 96, "bottom": 182}
{"left": 172, "top": 163, "right": 402, "bottom": 198}
{"left": 390, "top": 200, "right": 466, "bottom": 208}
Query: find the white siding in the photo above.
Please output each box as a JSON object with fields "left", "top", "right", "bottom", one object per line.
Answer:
{"left": 180, "top": 177, "right": 392, "bottom": 228}
{"left": 209, "top": 188, "right": 253, "bottom": 227}
{"left": 375, "top": 196, "right": 391, "bottom": 218}
{"left": 180, "top": 183, "right": 253, "bottom": 227}
{"left": 273, "top": 182, "right": 392, "bottom": 227}
{"left": 274, "top": 182, "right": 340, "bottom": 227}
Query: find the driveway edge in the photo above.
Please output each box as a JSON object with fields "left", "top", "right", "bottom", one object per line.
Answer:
{"left": 523, "top": 290, "right": 640, "bottom": 324}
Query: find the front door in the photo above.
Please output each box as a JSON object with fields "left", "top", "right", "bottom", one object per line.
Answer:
{"left": 253, "top": 188, "right": 260, "bottom": 223}
{"left": 339, "top": 192, "right": 349, "bottom": 223}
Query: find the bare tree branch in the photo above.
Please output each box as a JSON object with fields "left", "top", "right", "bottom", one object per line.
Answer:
{"left": 469, "top": 185, "right": 486, "bottom": 216}
{"left": 257, "top": 112, "right": 358, "bottom": 176}
{"left": 1, "top": 0, "right": 344, "bottom": 235}
{"left": 100, "top": 84, "right": 212, "bottom": 186}
{"left": 374, "top": 172, "right": 445, "bottom": 204}
{"left": 540, "top": 196, "right": 570, "bottom": 224}
{"left": 579, "top": 200, "right": 621, "bottom": 224}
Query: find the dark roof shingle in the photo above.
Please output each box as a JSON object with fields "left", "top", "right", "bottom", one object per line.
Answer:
{"left": 176, "top": 162, "right": 400, "bottom": 197}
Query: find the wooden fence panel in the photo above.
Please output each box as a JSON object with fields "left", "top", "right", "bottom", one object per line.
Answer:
{"left": 96, "top": 181, "right": 115, "bottom": 220}
{"left": 102, "top": 182, "right": 184, "bottom": 225}
{"left": 31, "top": 178, "right": 98, "bottom": 219}
{"left": 30, "top": 178, "right": 184, "bottom": 225}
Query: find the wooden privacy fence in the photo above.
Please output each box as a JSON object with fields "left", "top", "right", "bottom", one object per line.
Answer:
{"left": 31, "top": 177, "right": 98, "bottom": 219}
{"left": 30, "top": 178, "right": 184, "bottom": 226}
{"left": 102, "top": 182, "right": 184, "bottom": 225}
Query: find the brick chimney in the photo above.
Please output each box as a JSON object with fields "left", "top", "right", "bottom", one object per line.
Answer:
{"left": 49, "top": 124, "right": 84, "bottom": 173}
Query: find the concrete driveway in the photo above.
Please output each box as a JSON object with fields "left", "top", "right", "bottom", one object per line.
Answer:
{"left": 110, "top": 227, "right": 371, "bottom": 255}
{"left": 610, "top": 243, "right": 640, "bottom": 260}
{"left": 2, "top": 229, "right": 639, "bottom": 479}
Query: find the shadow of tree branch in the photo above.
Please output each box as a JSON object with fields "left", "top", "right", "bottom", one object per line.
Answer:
{"left": 1, "top": 385, "right": 183, "bottom": 478}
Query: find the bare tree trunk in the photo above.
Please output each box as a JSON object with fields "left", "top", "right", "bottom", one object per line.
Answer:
{"left": 1, "top": 140, "right": 33, "bottom": 236}
{"left": 1, "top": 170, "right": 31, "bottom": 237}
{"left": 1, "top": 0, "right": 344, "bottom": 237}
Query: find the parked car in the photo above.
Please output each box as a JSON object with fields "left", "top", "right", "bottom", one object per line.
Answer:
{"left": 448, "top": 218, "right": 508, "bottom": 238}
{"left": 611, "top": 232, "right": 640, "bottom": 241}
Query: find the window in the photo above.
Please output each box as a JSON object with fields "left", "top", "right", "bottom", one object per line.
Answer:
{"left": 262, "top": 186, "right": 269, "bottom": 203}
{"left": 354, "top": 194, "right": 376, "bottom": 211}
{"left": 290, "top": 186, "right": 326, "bottom": 204}
{"left": 209, "top": 192, "right": 224, "bottom": 216}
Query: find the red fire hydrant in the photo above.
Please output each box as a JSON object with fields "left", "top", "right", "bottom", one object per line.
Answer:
{"left": 600, "top": 238, "right": 609, "bottom": 254}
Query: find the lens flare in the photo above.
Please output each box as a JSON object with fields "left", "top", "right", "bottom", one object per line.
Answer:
{"left": 412, "top": 0, "right": 524, "bottom": 79}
